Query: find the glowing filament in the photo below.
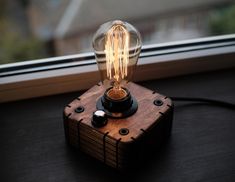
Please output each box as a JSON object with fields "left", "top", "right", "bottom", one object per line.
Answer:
{"left": 104, "top": 24, "right": 130, "bottom": 87}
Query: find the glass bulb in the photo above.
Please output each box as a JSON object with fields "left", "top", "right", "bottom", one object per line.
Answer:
{"left": 93, "top": 20, "right": 142, "bottom": 100}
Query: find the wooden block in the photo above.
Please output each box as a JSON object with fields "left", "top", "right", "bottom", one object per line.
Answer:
{"left": 63, "top": 82, "right": 173, "bottom": 170}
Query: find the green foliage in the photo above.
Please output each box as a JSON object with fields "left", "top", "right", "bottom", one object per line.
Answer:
{"left": 0, "top": 20, "right": 45, "bottom": 64}
{"left": 0, "top": 3, "right": 46, "bottom": 65}
{"left": 209, "top": 5, "right": 235, "bottom": 35}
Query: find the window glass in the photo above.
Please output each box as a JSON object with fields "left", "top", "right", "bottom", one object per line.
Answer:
{"left": 0, "top": 0, "right": 234, "bottom": 64}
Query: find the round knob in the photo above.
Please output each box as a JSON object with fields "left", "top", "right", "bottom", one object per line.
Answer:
{"left": 92, "top": 110, "right": 108, "bottom": 127}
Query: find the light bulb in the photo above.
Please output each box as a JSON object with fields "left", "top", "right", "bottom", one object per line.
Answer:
{"left": 93, "top": 20, "right": 142, "bottom": 118}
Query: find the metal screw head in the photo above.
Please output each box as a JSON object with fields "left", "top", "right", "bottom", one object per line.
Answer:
{"left": 154, "top": 99, "right": 163, "bottom": 106}
{"left": 75, "top": 106, "right": 84, "bottom": 113}
{"left": 119, "top": 128, "right": 129, "bottom": 135}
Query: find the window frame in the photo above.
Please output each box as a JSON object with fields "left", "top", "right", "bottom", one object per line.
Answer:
{"left": 1, "top": 34, "right": 235, "bottom": 102}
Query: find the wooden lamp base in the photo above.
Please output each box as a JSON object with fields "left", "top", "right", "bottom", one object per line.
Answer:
{"left": 63, "top": 82, "right": 173, "bottom": 170}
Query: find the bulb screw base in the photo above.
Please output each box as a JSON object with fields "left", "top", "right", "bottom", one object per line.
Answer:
{"left": 96, "top": 87, "right": 138, "bottom": 118}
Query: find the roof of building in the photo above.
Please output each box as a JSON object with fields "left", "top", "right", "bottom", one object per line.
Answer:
{"left": 28, "top": 0, "right": 233, "bottom": 40}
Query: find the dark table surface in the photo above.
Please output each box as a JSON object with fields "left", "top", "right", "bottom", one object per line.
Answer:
{"left": 1, "top": 69, "right": 235, "bottom": 182}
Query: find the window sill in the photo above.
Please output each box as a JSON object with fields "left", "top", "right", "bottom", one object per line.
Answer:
{"left": 0, "top": 35, "right": 235, "bottom": 103}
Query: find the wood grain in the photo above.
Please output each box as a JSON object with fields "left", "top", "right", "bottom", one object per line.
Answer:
{"left": 64, "top": 82, "right": 173, "bottom": 169}
{"left": 1, "top": 69, "right": 235, "bottom": 181}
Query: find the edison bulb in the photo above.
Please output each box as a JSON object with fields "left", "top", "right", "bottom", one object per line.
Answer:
{"left": 93, "top": 20, "right": 142, "bottom": 101}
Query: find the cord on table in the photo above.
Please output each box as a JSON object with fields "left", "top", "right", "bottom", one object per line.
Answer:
{"left": 170, "top": 97, "right": 235, "bottom": 109}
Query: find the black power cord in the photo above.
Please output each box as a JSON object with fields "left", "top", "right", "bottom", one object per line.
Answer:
{"left": 170, "top": 97, "right": 235, "bottom": 109}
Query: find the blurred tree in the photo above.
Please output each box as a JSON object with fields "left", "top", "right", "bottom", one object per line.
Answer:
{"left": 0, "top": 0, "right": 46, "bottom": 64}
{"left": 209, "top": 5, "right": 235, "bottom": 35}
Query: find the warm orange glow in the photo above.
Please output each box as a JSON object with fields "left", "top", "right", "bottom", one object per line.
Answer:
{"left": 106, "top": 87, "right": 127, "bottom": 100}
{"left": 104, "top": 22, "right": 130, "bottom": 89}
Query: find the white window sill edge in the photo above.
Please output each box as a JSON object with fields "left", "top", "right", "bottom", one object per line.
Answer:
{"left": 0, "top": 43, "right": 235, "bottom": 103}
